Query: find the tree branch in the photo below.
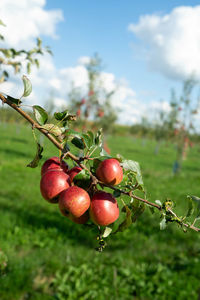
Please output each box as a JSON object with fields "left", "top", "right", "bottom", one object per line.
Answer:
{"left": 1, "top": 92, "right": 199, "bottom": 233}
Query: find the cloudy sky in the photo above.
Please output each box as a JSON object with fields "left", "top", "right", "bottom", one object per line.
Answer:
{"left": 0, "top": 0, "right": 200, "bottom": 124}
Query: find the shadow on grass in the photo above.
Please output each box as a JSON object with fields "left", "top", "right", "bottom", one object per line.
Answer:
{"left": 0, "top": 148, "right": 32, "bottom": 159}
{"left": 0, "top": 195, "right": 96, "bottom": 248}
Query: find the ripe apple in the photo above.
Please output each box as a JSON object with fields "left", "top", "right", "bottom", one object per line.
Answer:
{"left": 41, "top": 156, "right": 69, "bottom": 176}
{"left": 76, "top": 109, "right": 81, "bottom": 117}
{"left": 67, "top": 166, "right": 82, "bottom": 183}
{"left": 40, "top": 170, "right": 70, "bottom": 203}
{"left": 59, "top": 186, "right": 90, "bottom": 218}
{"left": 90, "top": 191, "right": 119, "bottom": 226}
{"left": 96, "top": 158, "right": 123, "bottom": 185}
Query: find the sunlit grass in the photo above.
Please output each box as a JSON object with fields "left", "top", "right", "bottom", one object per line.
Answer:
{"left": 0, "top": 123, "right": 200, "bottom": 299}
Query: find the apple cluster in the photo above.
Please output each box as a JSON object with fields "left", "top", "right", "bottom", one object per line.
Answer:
{"left": 40, "top": 156, "right": 123, "bottom": 226}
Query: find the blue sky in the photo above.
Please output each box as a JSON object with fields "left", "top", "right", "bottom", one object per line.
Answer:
{"left": 1, "top": 0, "right": 200, "bottom": 124}
{"left": 43, "top": 0, "right": 200, "bottom": 104}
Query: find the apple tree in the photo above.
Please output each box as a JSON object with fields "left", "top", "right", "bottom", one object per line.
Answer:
{"left": 1, "top": 75, "right": 200, "bottom": 252}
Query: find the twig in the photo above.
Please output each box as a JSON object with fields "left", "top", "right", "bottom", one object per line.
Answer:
{"left": 1, "top": 92, "right": 200, "bottom": 233}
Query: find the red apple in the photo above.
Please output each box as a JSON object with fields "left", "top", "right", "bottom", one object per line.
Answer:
{"left": 41, "top": 156, "right": 69, "bottom": 176}
{"left": 96, "top": 158, "right": 123, "bottom": 185}
{"left": 76, "top": 109, "right": 81, "bottom": 117}
{"left": 67, "top": 166, "right": 82, "bottom": 183}
{"left": 90, "top": 191, "right": 119, "bottom": 226}
{"left": 80, "top": 98, "right": 86, "bottom": 105}
{"left": 59, "top": 186, "right": 90, "bottom": 218}
{"left": 40, "top": 170, "right": 70, "bottom": 203}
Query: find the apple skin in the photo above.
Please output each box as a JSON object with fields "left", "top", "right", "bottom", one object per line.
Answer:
{"left": 60, "top": 209, "right": 89, "bottom": 224}
{"left": 96, "top": 158, "right": 123, "bottom": 185}
{"left": 40, "top": 170, "right": 71, "bottom": 203}
{"left": 90, "top": 191, "right": 119, "bottom": 226}
{"left": 59, "top": 186, "right": 90, "bottom": 218}
{"left": 41, "top": 156, "right": 69, "bottom": 177}
{"left": 67, "top": 166, "right": 82, "bottom": 183}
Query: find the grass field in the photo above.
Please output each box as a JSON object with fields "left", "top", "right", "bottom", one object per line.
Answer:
{"left": 0, "top": 123, "right": 200, "bottom": 300}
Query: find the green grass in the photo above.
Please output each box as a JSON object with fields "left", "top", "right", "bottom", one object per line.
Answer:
{"left": 0, "top": 123, "right": 200, "bottom": 299}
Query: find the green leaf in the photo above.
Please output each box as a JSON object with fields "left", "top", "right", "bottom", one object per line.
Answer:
{"left": 71, "top": 137, "right": 85, "bottom": 149}
{"left": 27, "top": 62, "right": 31, "bottom": 74}
{"left": 121, "top": 160, "right": 143, "bottom": 186}
{"left": 22, "top": 75, "right": 32, "bottom": 97}
{"left": 73, "top": 169, "right": 90, "bottom": 181}
{"left": 0, "top": 20, "right": 6, "bottom": 26}
{"left": 131, "top": 200, "right": 145, "bottom": 223}
{"left": 155, "top": 200, "right": 162, "bottom": 206}
{"left": 160, "top": 217, "right": 167, "bottom": 230}
{"left": 62, "top": 142, "right": 70, "bottom": 153}
{"left": 87, "top": 131, "right": 94, "bottom": 144}
{"left": 81, "top": 133, "right": 92, "bottom": 149}
{"left": 42, "top": 124, "right": 62, "bottom": 138}
{"left": 102, "top": 227, "right": 112, "bottom": 238}
{"left": 115, "top": 205, "right": 132, "bottom": 233}
{"left": 66, "top": 129, "right": 83, "bottom": 139}
{"left": 54, "top": 110, "right": 68, "bottom": 121}
{"left": 27, "top": 142, "right": 43, "bottom": 168}
{"left": 37, "top": 37, "right": 42, "bottom": 48}
{"left": 7, "top": 96, "right": 22, "bottom": 106}
{"left": 186, "top": 197, "right": 195, "bottom": 218}
{"left": 100, "top": 147, "right": 111, "bottom": 157}
{"left": 113, "top": 190, "right": 121, "bottom": 198}
{"left": 188, "top": 195, "right": 200, "bottom": 218}
{"left": 33, "top": 105, "right": 48, "bottom": 125}
{"left": 95, "top": 128, "right": 103, "bottom": 146}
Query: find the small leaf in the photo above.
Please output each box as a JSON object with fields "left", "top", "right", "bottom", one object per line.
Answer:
{"left": 87, "top": 131, "right": 94, "bottom": 144}
{"left": 113, "top": 190, "right": 121, "bottom": 198}
{"left": 81, "top": 133, "right": 92, "bottom": 149}
{"left": 22, "top": 75, "right": 32, "bottom": 97}
{"left": 121, "top": 160, "right": 143, "bottom": 186}
{"left": 33, "top": 105, "right": 48, "bottom": 125}
{"left": 54, "top": 110, "right": 68, "bottom": 121}
{"left": 7, "top": 96, "right": 22, "bottom": 106}
{"left": 62, "top": 142, "right": 70, "bottom": 153}
{"left": 42, "top": 124, "right": 62, "bottom": 137}
{"left": 160, "top": 217, "right": 167, "bottom": 230}
{"left": 71, "top": 137, "right": 85, "bottom": 149}
{"left": 73, "top": 169, "right": 90, "bottom": 181}
{"left": 186, "top": 197, "right": 195, "bottom": 218}
{"left": 100, "top": 147, "right": 111, "bottom": 157}
{"left": 102, "top": 227, "right": 112, "bottom": 238}
{"left": 95, "top": 128, "right": 103, "bottom": 146}
{"left": 155, "top": 200, "right": 162, "bottom": 206}
{"left": 0, "top": 20, "right": 6, "bottom": 26}
{"left": 115, "top": 205, "right": 132, "bottom": 233}
{"left": 27, "top": 142, "right": 43, "bottom": 168}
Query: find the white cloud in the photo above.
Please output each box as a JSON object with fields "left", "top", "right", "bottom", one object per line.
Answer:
{"left": 128, "top": 6, "right": 200, "bottom": 80}
{"left": 0, "top": 0, "right": 168, "bottom": 125}
{"left": 0, "top": 0, "right": 63, "bottom": 49}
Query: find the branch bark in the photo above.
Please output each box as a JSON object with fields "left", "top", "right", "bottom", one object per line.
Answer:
{"left": 1, "top": 93, "right": 199, "bottom": 233}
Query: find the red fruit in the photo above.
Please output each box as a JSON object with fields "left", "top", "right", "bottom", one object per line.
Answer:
{"left": 81, "top": 98, "right": 86, "bottom": 105}
{"left": 76, "top": 109, "right": 81, "bottom": 117}
{"left": 88, "top": 90, "right": 94, "bottom": 96}
{"left": 98, "top": 110, "right": 104, "bottom": 118}
{"left": 67, "top": 166, "right": 82, "bottom": 183}
{"left": 96, "top": 158, "right": 123, "bottom": 185}
{"left": 59, "top": 186, "right": 90, "bottom": 218}
{"left": 90, "top": 191, "right": 119, "bottom": 226}
{"left": 41, "top": 156, "right": 68, "bottom": 176}
{"left": 40, "top": 170, "right": 70, "bottom": 203}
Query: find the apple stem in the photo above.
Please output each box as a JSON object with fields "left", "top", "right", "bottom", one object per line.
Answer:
{"left": 1, "top": 93, "right": 200, "bottom": 233}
